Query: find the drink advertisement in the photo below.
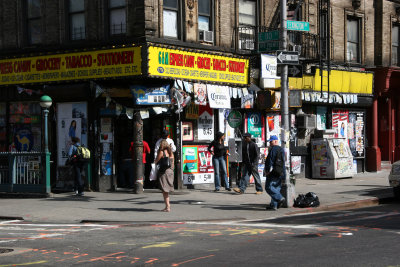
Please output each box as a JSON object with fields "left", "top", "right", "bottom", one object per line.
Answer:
{"left": 183, "top": 145, "right": 214, "bottom": 184}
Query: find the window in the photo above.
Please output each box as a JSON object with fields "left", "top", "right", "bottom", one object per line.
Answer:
{"left": 163, "top": 0, "right": 179, "bottom": 38}
{"left": 69, "top": 0, "right": 85, "bottom": 40}
{"left": 198, "top": 0, "right": 211, "bottom": 31}
{"left": 392, "top": 25, "right": 399, "bottom": 66}
{"left": 346, "top": 17, "right": 360, "bottom": 63}
{"left": 239, "top": 0, "right": 257, "bottom": 50}
{"left": 27, "top": 0, "right": 42, "bottom": 45}
{"left": 109, "top": 0, "right": 126, "bottom": 35}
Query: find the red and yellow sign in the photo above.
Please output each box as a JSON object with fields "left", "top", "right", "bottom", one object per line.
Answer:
{"left": 0, "top": 47, "right": 142, "bottom": 85}
{"left": 148, "top": 46, "right": 249, "bottom": 85}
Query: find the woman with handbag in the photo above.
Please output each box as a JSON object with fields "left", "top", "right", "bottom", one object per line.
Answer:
{"left": 154, "top": 140, "right": 174, "bottom": 212}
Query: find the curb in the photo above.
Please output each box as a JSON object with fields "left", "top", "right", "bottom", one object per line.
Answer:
{"left": 0, "top": 216, "right": 24, "bottom": 221}
{"left": 286, "top": 196, "right": 394, "bottom": 215}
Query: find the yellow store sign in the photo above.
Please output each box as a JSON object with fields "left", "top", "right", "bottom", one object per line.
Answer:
{"left": 0, "top": 47, "right": 142, "bottom": 85}
{"left": 148, "top": 46, "right": 249, "bottom": 85}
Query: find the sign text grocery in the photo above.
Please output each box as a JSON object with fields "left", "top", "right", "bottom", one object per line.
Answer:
{"left": 148, "top": 46, "right": 249, "bottom": 85}
{"left": 0, "top": 47, "right": 142, "bottom": 85}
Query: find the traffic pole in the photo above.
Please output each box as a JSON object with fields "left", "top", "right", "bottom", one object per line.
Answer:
{"left": 280, "top": 0, "right": 295, "bottom": 207}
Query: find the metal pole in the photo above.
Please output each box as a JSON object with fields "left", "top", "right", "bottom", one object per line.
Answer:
{"left": 133, "top": 111, "right": 144, "bottom": 194}
{"left": 280, "top": 0, "right": 295, "bottom": 207}
{"left": 44, "top": 108, "right": 51, "bottom": 195}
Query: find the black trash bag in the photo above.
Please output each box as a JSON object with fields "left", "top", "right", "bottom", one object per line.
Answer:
{"left": 293, "top": 192, "right": 320, "bottom": 208}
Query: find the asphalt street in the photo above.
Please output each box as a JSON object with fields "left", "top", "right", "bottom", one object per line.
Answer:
{"left": 0, "top": 201, "right": 399, "bottom": 266}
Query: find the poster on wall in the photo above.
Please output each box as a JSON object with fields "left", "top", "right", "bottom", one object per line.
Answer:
{"left": 57, "top": 102, "right": 88, "bottom": 167}
{"left": 182, "top": 122, "right": 194, "bottom": 141}
{"left": 218, "top": 109, "right": 235, "bottom": 146}
{"left": 349, "top": 112, "right": 365, "bottom": 157}
{"left": 183, "top": 145, "right": 214, "bottom": 184}
{"left": 198, "top": 106, "right": 214, "bottom": 141}
{"left": 336, "top": 120, "right": 347, "bottom": 139}
{"left": 291, "top": 156, "right": 302, "bottom": 174}
{"left": 207, "top": 85, "right": 231, "bottom": 109}
{"left": 246, "top": 112, "right": 263, "bottom": 139}
{"left": 266, "top": 113, "right": 281, "bottom": 145}
{"left": 194, "top": 83, "right": 207, "bottom": 105}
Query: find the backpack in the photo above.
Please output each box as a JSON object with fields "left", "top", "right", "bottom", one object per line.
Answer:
{"left": 74, "top": 145, "right": 91, "bottom": 162}
{"left": 293, "top": 192, "right": 320, "bottom": 208}
{"left": 271, "top": 147, "right": 284, "bottom": 177}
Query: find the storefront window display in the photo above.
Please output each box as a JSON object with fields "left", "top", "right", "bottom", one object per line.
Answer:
{"left": 9, "top": 102, "right": 41, "bottom": 152}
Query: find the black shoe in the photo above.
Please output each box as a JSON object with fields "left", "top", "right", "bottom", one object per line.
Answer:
{"left": 277, "top": 197, "right": 286, "bottom": 209}
{"left": 266, "top": 206, "right": 277, "bottom": 211}
{"left": 226, "top": 188, "right": 232, "bottom": 191}
{"left": 214, "top": 189, "right": 220, "bottom": 192}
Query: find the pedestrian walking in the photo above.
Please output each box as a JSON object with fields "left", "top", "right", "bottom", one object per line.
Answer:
{"left": 233, "top": 133, "right": 263, "bottom": 194}
{"left": 68, "top": 137, "right": 86, "bottom": 196}
{"left": 208, "top": 132, "right": 231, "bottom": 192}
{"left": 264, "top": 135, "right": 286, "bottom": 210}
{"left": 154, "top": 140, "right": 175, "bottom": 212}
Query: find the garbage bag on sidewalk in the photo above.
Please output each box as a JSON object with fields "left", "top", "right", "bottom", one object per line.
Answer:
{"left": 293, "top": 192, "right": 320, "bottom": 208}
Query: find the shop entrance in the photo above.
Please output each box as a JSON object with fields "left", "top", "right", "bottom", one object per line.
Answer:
{"left": 114, "top": 116, "right": 134, "bottom": 189}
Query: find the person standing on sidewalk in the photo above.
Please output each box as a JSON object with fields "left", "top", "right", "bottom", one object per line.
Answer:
{"left": 68, "top": 137, "right": 85, "bottom": 196}
{"left": 264, "top": 135, "right": 285, "bottom": 210}
{"left": 154, "top": 140, "right": 175, "bottom": 212}
{"left": 234, "top": 133, "right": 263, "bottom": 195}
{"left": 208, "top": 132, "right": 231, "bottom": 192}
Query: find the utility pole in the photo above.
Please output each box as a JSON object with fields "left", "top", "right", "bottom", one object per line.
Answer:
{"left": 280, "top": 0, "right": 295, "bottom": 207}
{"left": 133, "top": 111, "right": 144, "bottom": 194}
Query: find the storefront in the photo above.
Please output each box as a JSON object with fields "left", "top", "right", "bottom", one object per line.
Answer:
{"left": 0, "top": 43, "right": 251, "bottom": 191}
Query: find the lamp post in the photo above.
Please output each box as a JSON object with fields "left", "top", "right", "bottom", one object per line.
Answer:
{"left": 40, "top": 95, "right": 52, "bottom": 195}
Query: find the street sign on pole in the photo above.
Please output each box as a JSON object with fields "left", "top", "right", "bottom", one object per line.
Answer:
{"left": 276, "top": 51, "right": 299, "bottom": 65}
{"left": 288, "top": 65, "right": 303, "bottom": 77}
{"left": 287, "top": 20, "right": 310, "bottom": 31}
{"left": 258, "top": 30, "right": 280, "bottom": 52}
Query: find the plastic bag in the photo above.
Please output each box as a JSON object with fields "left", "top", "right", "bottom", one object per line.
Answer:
{"left": 293, "top": 192, "right": 320, "bottom": 208}
{"left": 149, "top": 163, "right": 158, "bottom": 181}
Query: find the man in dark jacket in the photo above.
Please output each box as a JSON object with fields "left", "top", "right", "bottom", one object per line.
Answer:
{"left": 264, "top": 135, "right": 286, "bottom": 210}
{"left": 233, "top": 133, "right": 263, "bottom": 194}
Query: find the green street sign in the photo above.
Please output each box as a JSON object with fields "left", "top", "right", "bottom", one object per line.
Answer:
{"left": 287, "top": 20, "right": 310, "bottom": 31}
{"left": 258, "top": 30, "right": 280, "bottom": 42}
{"left": 258, "top": 41, "right": 280, "bottom": 52}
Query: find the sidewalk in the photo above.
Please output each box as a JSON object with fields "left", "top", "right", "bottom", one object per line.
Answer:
{"left": 0, "top": 170, "right": 393, "bottom": 223}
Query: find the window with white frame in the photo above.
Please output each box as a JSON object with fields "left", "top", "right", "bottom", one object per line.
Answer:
{"left": 198, "top": 0, "right": 211, "bottom": 31}
{"left": 163, "top": 0, "right": 179, "bottom": 38}
{"left": 346, "top": 17, "right": 360, "bottom": 63}
{"left": 27, "top": 0, "right": 42, "bottom": 45}
{"left": 392, "top": 25, "right": 399, "bottom": 66}
{"left": 109, "top": 0, "right": 126, "bottom": 35}
{"left": 239, "top": 0, "right": 257, "bottom": 50}
{"left": 69, "top": 0, "right": 85, "bottom": 40}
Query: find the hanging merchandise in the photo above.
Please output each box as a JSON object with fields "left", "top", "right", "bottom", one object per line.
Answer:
{"left": 171, "top": 86, "right": 191, "bottom": 113}
{"left": 140, "top": 110, "right": 149, "bottom": 119}
{"left": 106, "top": 96, "right": 111, "bottom": 107}
{"left": 241, "top": 88, "right": 254, "bottom": 109}
{"left": 183, "top": 81, "right": 194, "bottom": 93}
{"left": 194, "top": 83, "right": 207, "bottom": 105}
{"left": 126, "top": 108, "right": 134, "bottom": 119}
{"left": 115, "top": 104, "right": 123, "bottom": 116}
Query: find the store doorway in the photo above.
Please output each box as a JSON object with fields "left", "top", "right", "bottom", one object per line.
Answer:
{"left": 114, "top": 116, "right": 134, "bottom": 189}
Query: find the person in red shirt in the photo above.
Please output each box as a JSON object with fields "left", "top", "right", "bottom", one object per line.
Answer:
{"left": 129, "top": 140, "right": 150, "bottom": 164}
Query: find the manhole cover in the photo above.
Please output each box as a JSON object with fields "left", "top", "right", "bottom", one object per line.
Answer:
{"left": 0, "top": 249, "right": 14, "bottom": 254}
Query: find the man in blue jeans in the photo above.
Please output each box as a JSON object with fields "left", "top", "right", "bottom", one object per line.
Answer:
{"left": 264, "top": 135, "right": 286, "bottom": 210}
{"left": 233, "top": 133, "right": 263, "bottom": 194}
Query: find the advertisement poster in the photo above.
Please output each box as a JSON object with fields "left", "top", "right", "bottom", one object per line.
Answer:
{"left": 337, "top": 120, "right": 347, "bottom": 139}
{"left": 207, "top": 85, "right": 231, "bottom": 109}
{"left": 247, "top": 112, "right": 263, "bottom": 138}
{"left": 182, "top": 122, "right": 194, "bottom": 141}
{"left": 198, "top": 106, "right": 214, "bottom": 141}
{"left": 349, "top": 112, "right": 365, "bottom": 157}
{"left": 131, "top": 85, "right": 171, "bottom": 105}
{"left": 183, "top": 145, "right": 214, "bottom": 184}
{"left": 266, "top": 114, "right": 281, "bottom": 145}
{"left": 102, "top": 143, "right": 112, "bottom": 176}
{"left": 194, "top": 83, "right": 207, "bottom": 105}
{"left": 312, "top": 140, "right": 329, "bottom": 166}
{"left": 261, "top": 54, "right": 278, "bottom": 79}
{"left": 57, "top": 102, "right": 88, "bottom": 167}
{"left": 291, "top": 156, "right": 302, "bottom": 174}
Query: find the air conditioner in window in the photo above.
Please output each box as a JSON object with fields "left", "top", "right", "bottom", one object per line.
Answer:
{"left": 241, "top": 40, "right": 255, "bottom": 50}
{"left": 199, "top": 30, "right": 214, "bottom": 43}
{"left": 297, "top": 114, "right": 316, "bottom": 129}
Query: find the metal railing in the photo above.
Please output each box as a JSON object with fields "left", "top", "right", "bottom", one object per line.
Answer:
{"left": 0, "top": 152, "right": 46, "bottom": 193}
{"left": 235, "top": 25, "right": 333, "bottom": 62}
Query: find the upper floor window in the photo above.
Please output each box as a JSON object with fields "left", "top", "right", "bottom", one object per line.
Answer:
{"left": 163, "top": 0, "right": 180, "bottom": 39}
{"left": 239, "top": 0, "right": 257, "bottom": 50}
{"left": 392, "top": 25, "right": 399, "bottom": 66}
{"left": 198, "top": 0, "right": 211, "bottom": 31}
{"left": 69, "top": 0, "right": 85, "bottom": 40}
{"left": 109, "top": 0, "right": 126, "bottom": 35}
{"left": 346, "top": 17, "right": 360, "bottom": 63}
{"left": 27, "top": 0, "right": 42, "bottom": 45}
